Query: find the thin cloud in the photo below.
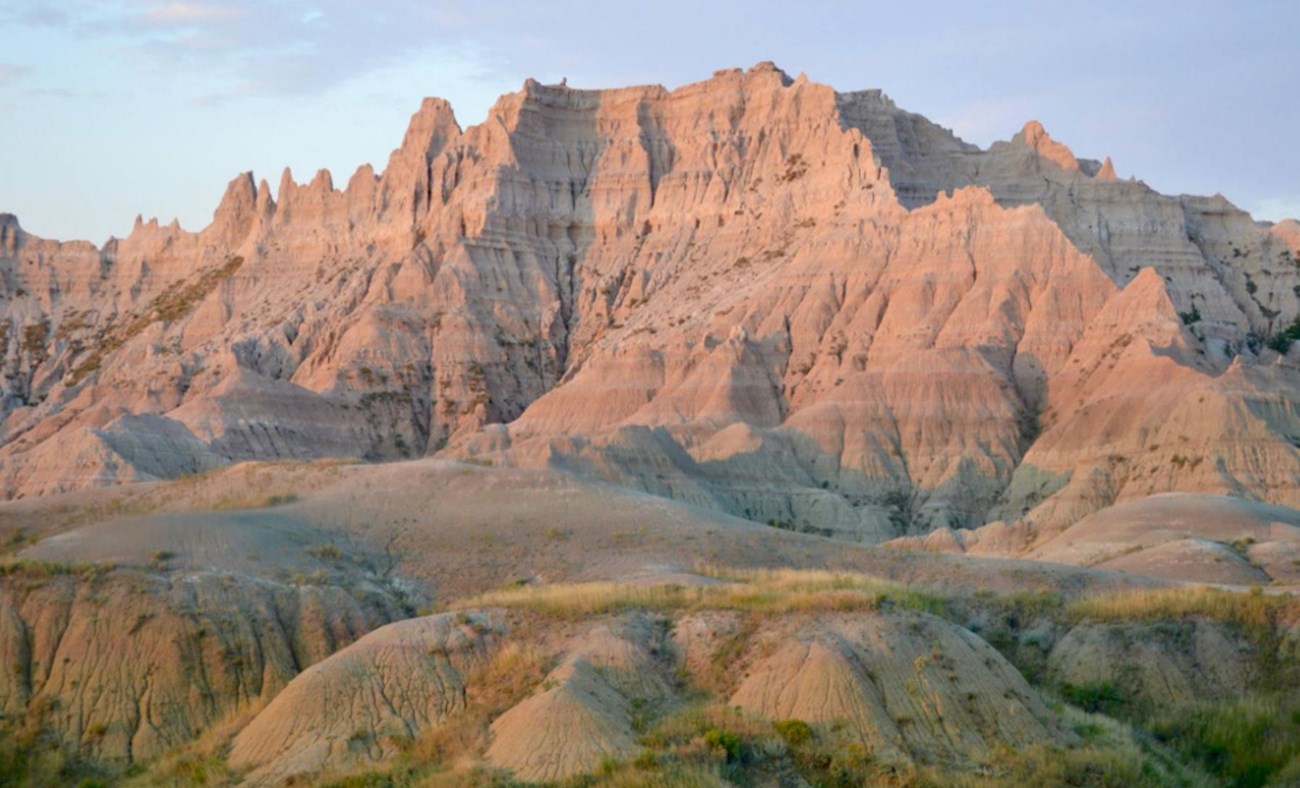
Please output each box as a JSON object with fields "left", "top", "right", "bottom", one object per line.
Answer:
{"left": 141, "top": 2, "right": 244, "bottom": 26}
{"left": 0, "top": 64, "right": 32, "bottom": 89}
{"left": 6, "top": 1, "right": 621, "bottom": 101}
{"left": 110, "top": 1, "right": 499, "bottom": 99}
{"left": 2, "top": 2, "right": 646, "bottom": 102}
{"left": 1, "top": 2, "right": 69, "bottom": 27}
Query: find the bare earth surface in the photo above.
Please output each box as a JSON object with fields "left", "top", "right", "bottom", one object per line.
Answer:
{"left": 0, "top": 62, "right": 1297, "bottom": 785}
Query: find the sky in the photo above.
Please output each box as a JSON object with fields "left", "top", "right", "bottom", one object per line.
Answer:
{"left": 1, "top": 1, "right": 1297, "bottom": 243}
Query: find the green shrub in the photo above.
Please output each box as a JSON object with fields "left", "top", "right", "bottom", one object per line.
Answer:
{"left": 1149, "top": 696, "right": 1300, "bottom": 787}
{"left": 1266, "top": 314, "right": 1300, "bottom": 353}
{"left": 1060, "top": 681, "right": 1126, "bottom": 715}
{"left": 773, "top": 719, "right": 813, "bottom": 746}
{"left": 701, "top": 728, "right": 742, "bottom": 762}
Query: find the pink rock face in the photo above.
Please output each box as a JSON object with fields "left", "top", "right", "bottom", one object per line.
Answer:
{"left": 1273, "top": 219, "right": 1300, "bottom": 256}
{"left": 1, "top": 63, "right": 1299, "bottom": 540}
{"left": 1016, "top": 120, "right": 1081, "bottom": 172}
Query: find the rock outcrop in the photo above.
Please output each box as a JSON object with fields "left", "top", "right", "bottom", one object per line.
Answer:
{"left": 229, "top": 612, "right": 497, "bottom": 784}
{"left": 1048, "top": 621, "right": 1255, "bottom": 707}
{"left": 2, "top": 63, "right": 1299, "bottom": 544}
{"left": 728, "top": 612, "right": 1067, "bottom": 767}
{"left": 222, "top": 606, "right": 1071, "bottom": 785}
{"left": 0, "top": 564, "right": 409, "bottom": 764}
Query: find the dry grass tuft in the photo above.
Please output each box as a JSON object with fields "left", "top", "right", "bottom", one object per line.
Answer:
{"left": 449, "top": 567, "right": 949, "bottom": 620}
{"left": 1068, "top": 585, "right": 1299, "bottom": 643}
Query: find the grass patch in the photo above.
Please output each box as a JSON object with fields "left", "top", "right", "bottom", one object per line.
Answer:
{"left": 1067, "top": 586, "right": 1296, "bottom": 646}
{"left": 449, "top": 567, "right": 951, "bottom": 620}
{"left": 772, "top": 720, "right": 881, "bottom": 786}
{"left": 0, "top": 735, "right": 107, "bottom": 787}
{"left": 1147, "top": 694, "right": 1300, "bottom": 787}
{"left": 307, "top": 544, "right": 344, "bottom": 562}
{"left": 0, "top": 559, "right": 114, "bottom": 584}
{"left": 210, "top": 492, "right": 300, "bottom": 511}
{"left": 122, "top": 703, "right": 263, "bottom": 787}
{"left": 637, "top": 703, "right": 782, "bottom": 776}
{"left": 1059, "top": 681, "right": 1127, "bottom": 716}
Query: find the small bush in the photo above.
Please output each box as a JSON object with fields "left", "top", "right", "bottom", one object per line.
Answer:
{"left": 701, "top": 728, "right": 743, "bottom": 762}
{"left": 1060, "top": 681, "right": 1126, "bottom": 715}
{"left": 1266, "top": 314, "right": 1300, "bottom": 353}
{"left": 773, "top": 719, "right": 813, "bottom": 746}
{"left": 307, "top": 544, "right": 343, "bottom": 561}
{"left": 638, "top": 704, "right": 774, "bottom": 768}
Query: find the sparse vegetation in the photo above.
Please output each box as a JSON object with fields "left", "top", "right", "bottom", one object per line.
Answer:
{"left": 1266, "top": 314, "right": 1300, "bottom": 353}
{"left": 399, "top": 642, "right": 551, "bottom": 774}
{"left": 1147, "top": 695, "right": 1300, "bottom": 787}
{"left": 0, "top": 558, "right": 114, "bottom": 584}
{"left": 636, "top": 703, "right": 779, "bottom": 780}
{"left": 450, "top": 567, "right": 951, "bottom": 620}
{"left": 438, "top": 580, "right": 1297, "bottom": 786}
{"left": 772, "top": 718, "right": 813, "bottom": 746}
{"left": 1067, "top": 586, "right": 1293, "bottom": 647}
{"left": 307, "top": 543, "right": 344, "bottom": 561}
{"left": 0, "top": 734, "right": 107, "bottom": 787}
{"left": 209, "top": 492, "right": 300, "bottom": 511}
{"left": 21, "top": 320, "right": 49, "bottom": 359}
{"left": 780, "top": 153, "right": 809, "bottom": 182}
{"left": 1060, "top": 681, "right": 1127, "bottom": 715}
{"left": 67, "top": 255, "right": 244, "bottom": 385}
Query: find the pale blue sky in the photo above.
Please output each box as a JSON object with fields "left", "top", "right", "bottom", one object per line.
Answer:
{"left": 2, "top": 1, "right": 1297, "bottom": 242}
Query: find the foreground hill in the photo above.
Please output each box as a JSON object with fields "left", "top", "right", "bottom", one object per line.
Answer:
{"left": 0, "top": 458, "right": 1296, "bottom": 786}
{"left": 2, "top": 62, "right": 1298, "bottom": 545}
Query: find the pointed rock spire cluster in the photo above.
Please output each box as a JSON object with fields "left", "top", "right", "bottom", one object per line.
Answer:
{"left": 0, "top": 63, "right": 1297, "bottom": 537}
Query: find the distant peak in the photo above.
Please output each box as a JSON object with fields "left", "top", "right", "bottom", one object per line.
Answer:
{"left": 408, "top": 96, "right": 460, "bottom": 135}
{"left": 308, "top": 168, "right": 334, "bottom": 191}
{"left": 1019, "top": 119, "right": 1049, "bottom": 143}
{"left": 417, "top": 96, "right": 452, "bottom": 112}
{"left": 747, "top": 60, "right": 793, "bottom": 85}
{"left": 256, "top": 178, "right": 273, "bottom": 206}
{"left": 214, "top": 171, "right": 257, "bottom": 212}
{"left": 1096, "top": 156, "right": 1118, "bottom": 182}
{"left": 278, "top": 166, "right": 296, "bottom": 198}
{"left": 205, "top": 170, "right": 261, "bottom": 243}
{"left": 1013, "top": 119, "right": 1079, "bottom": 172}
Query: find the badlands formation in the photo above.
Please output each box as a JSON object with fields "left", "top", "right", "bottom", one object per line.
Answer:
{"left": 0, "top": 63, "right": 1298, "bottom": 785}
